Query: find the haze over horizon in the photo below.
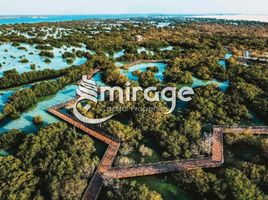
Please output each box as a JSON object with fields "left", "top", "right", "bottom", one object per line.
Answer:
{"left": 1, "top": 0, "right": 268, "bottom": 15}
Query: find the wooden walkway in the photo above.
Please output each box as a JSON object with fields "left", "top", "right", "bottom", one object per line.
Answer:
{"left": 47, "top": 103, "right": 120, "bottom": 200}
{"left": 238, "top": 56, "right": 268, "bottom": 63}
{"left": 103, "top": 158, "right": 221, "bottom": 179}
{"left": 47, "top": 101, "right": 268, "bottom": 200}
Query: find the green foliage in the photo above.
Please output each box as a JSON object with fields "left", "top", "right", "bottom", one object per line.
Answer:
{"left": 238, "top": 162, "right": 268, "bottom": 189}
{"left": 30, "top": 64, "right": 36, "bottom": 70}
{"left": 39, "top": 51, "right": 54, "bottom": 58}
{"left": 250, "top": 98, "right": 268, "bottom": 123}
{"left": 0, "top": 156, "right": 39, "bottom": 200}
{"left": 174, "top": 169, "right": 223, "bottom": 199}
{"left": 188, "top": 85, "right": 248, "bottom": 125}
{"left": 33, "top": 115, "right": 43, "bottom": 124}
{"left": 3, "top": 88, "right": 37, "bottom": 118}
{"left": 230, "top": 80, "right": 262, "bottom": 102}
{"left": 197, "top": 66, "right": 212, "bottom": 80}
{"left": 158, "top": 130, "right": 190, "bottom": 158}
{"left": 66, "top": 58, "right": 74, "bottom": 64}
{"left": 102, "top": 68, "right": 128, "bottom": 86}
{"left": 104, "top": 179, "right": 162, "bottom": 200}
{"left": 0, "top": 129, "right": 25, "bottom": 150}
{"left": 261, "top": 138, "right": 268, "bottom": 159}
{"left": 164, "top": 66, "right": 193, "bottom": 84}
{"left": 62, "top": 51, "right": 76, "bottom": 59}
{"left": 133, "top": 101, "right": 169, "bottom": 132}
{"left": 104, "top": 120, "right": 142, "bottom": 145}
{"left": 0, "top": 68, "right": 66, "bottom": 89}
{"left": 35, "top": 45, "right": 53, "bottom": 51}
{"left": 137, "top": 70, "right": 160, "bottom": 88}
{"left": 224, "top": 168, "right": 266, "bottom": 200}
{"left": 224, "top": 129, "right": 256, "bottom": 145}
{"left": 0, "top": 123, "right": 99, "bottom": 200}
{"left": 19, "top": 58, "right": 29, "bottom": 63}
{"left": 44, "top": 58, "right": 51, "bottom": 63}
{"left": 32, "top": 80, "right": 59, "bottom": 97}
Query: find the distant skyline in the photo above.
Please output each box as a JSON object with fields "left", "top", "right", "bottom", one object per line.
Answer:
{"left": 1, "top": 0, "right": 268, "bottom": 15}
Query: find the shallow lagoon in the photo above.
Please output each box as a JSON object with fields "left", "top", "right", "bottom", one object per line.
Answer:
{"left": 0, "top": 59, "right": 231, "bottom": 134}
{"left": 137, "top": 47, "right": 154, "bottom": 55}
{"left": 192, "top": 77, "right": 229, "bottom": 92}
{"left": 0, "top": 43, "right": 88, "bottom": 77}
{"left": 0, "top": 51, "right": 263, "bottom": 200}
{"left": 121, "top": 62, "right": 167, "bottom": 81}
{"left": 160, "top": 46, "right": 173, "bottom": 51}
{"left": 0, "top": 84, "right": 77, "bottom": 133}
{"left": 120, "top": 62, "right": 229, "bottom": 91}
{"left": 0, "top": 84, "right": 32, "bottom": 111}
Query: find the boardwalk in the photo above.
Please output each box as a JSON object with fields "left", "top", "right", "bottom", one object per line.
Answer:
{"left": 103, "top": 158, "right": 222, "bottom": 179}
{"left": 47, "top": 101, "right": 268, "bottom": 200}
{"left": 47, "top": 103, "right": 120, "bottom": 200}
{"left": 211, "top": 127, "right": 224, "bottom": 162}
{"left": 238, "top": 56, "right": 268, "bottom": 64}
{"left": 83, "top": 143, "right": 120, "bottom": 200}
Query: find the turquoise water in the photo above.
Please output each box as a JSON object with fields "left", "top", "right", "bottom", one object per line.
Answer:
{"left": 113, "top": 50, "right": 125, "bottom": 59}
{"left": 119, "top": 61, "right": 229, "bottom": 91}
{"left": 91, "top": 73, "right": 106, "bottom": 86}
{"left": 115, "top": 62, "right": 124, "bottom": 67}
{"left": 0, "top": 85, "right": 77, "bottom": 133}
{"left": 0, "top": 150, "right": 10, "bottom": 156}
{"left": 0, "top": 43, "right": 87, "bottom": 77}
{"left": 137, "top": 47, "right": 154, "bottom": 55}
{"left": 192, "top": 77, "right": 229, "bottom": 92}
{"left": 0, "top": 84, "right": 32, "bottom": 111}
{"left": 0, "top": 53, "right": 237, "bottom": 134}
{"left": 248, "top": 111, "right": 266, "bottom": 126}
{"left": 105, "top": 49, "right": 125, "bottom": 59}
{"left": 0, "top": 15, "right": 159, "bottom": 25}
{"left": 218, "top": 60, "right": 226, "bottom": 68}
{"left": 225, "top": 53, "right": 233, "bottom": 59}
{"left": 0, "top": 59, "right": 230, "bottom": 134}
{"left": 157, "top": 22, "right": 171, "bottom": 28}
{"left": 218, "top": 52, "right": 232, "bottom": 68}
{"left": 160, "top": 46, "right": 173, "bottom": 51}
{"left": 121, "top": 62, "right": 167, "bottom": 81}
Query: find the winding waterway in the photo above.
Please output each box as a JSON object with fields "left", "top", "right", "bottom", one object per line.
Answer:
{"left": 0, "top": 53, "right": 237, "bottom": 133}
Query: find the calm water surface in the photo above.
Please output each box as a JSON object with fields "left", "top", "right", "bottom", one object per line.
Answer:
{"left": 0, "top": 43, "right": 87, "bottom": 77}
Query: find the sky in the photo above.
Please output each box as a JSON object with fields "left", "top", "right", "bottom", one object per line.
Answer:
{"left": 1, "top": 0, "right": 268, "bottom": 15}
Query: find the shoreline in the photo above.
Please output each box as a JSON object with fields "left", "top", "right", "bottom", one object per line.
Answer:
{"left": 1, "top": 14, "right": 268, "bottom": 25}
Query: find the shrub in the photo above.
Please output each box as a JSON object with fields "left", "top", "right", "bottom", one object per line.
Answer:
{"left": 33, "top": 115, "right": 43, "bottom": 124}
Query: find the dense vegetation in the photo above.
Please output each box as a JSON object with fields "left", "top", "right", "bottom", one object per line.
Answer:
{"left": 103, "top": 179, "right": 162, "bottom": 200}
{"left": 0, "top": 17, "right": 267, "bottom": 200}
{"left": 173, "top": 130, "right": 268, "bottom": 199}
{"left": 0, "top": 123, "right": 99, "bottom": 200}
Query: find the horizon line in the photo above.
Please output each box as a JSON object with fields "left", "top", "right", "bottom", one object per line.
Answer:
{"left": 1, "top": 13, "right": 268, "bottom": 16}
